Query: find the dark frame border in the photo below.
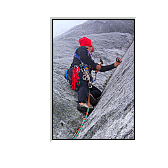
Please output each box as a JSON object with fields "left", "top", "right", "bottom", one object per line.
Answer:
{"left": 51, "top": 18, "right": 135, "bottom": 141}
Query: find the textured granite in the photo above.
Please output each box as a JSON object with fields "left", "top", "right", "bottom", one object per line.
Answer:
{"left": 77, "top": 42, "right": 134, "bottom": 139}
{"left": 53, "top": 20, "right": 134, "bottom": 139}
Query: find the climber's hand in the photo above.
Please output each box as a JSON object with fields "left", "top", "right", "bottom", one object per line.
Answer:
{"left": 96, "top": 64, "right": 101, "bottom": 71}
{"left": 114, "top": 57, "right": 122, "bottom": 67}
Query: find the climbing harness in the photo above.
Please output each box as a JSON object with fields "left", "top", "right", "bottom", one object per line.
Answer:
{"left": 74, "top": 52, "right": 97, "bottom": 88}
{"left": 73, "top": 88, "right": 90, "bottom": 139}
{"left": 65, "top": 49, "right": 97, "bottom": 89}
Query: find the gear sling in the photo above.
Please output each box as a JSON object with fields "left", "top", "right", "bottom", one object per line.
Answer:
{"left": 65, "top": 52, "right": 95, "bottom": 90}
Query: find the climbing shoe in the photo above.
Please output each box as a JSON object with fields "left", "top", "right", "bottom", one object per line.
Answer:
{"left": 90, "top": 94, "right": 99, "bottom": 106}
{"left": 77, "top": 103, "right": 94, "bottom": 113}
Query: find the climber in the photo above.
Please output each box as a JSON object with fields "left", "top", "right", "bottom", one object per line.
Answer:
{"left": 67, "top": 37, "right": 122, "bottom": 113}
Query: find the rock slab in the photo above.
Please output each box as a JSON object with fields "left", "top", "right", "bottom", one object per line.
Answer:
{"left": 77, "top": 41, "right": 134, "bottom": 139}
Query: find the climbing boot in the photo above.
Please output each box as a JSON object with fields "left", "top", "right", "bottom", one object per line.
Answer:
{"left": 77, "top": 103, "right": 94, "bottom": 113}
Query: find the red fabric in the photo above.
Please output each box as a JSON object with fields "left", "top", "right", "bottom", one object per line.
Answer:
{"left": 72, "top": 67, "right": 80, "bottom": 90}
{"left": 78, "top": 37, "right": 92, "bottom": 47}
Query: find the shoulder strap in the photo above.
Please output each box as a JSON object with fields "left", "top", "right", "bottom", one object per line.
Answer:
{"left": 74, "top": 52, "right": 84, "bottom": 64}
{"left": 74, "top": 52, "right": 80, "bottom": 60}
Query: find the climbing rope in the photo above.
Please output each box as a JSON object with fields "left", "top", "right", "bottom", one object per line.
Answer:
{"left": 73, "top": 88, "right": 90, "bottom": 139}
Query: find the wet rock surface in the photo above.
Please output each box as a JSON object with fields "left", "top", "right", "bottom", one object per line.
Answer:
{"left": 53, "top": 20, "right": 134, "bottom": 139}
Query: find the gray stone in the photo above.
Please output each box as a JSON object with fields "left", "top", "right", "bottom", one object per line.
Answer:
{"left": 77, "top": 42, "right": 134, "bottom": 139}
{"left": 53, "top": 20, "right": 134, "bottom": 139}
{"left": 56, "top": 20, "right": 134, "bottom": 39}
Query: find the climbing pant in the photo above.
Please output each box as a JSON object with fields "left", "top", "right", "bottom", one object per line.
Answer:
{"left": 68, "top": 67, "right": 101, "bottom": 103}
{"left": 78, "top": 80, "right": 101, "bottom": 103}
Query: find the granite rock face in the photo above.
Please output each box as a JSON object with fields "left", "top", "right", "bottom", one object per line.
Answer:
{"left": 53, "top": 20, "right": 134, "bottom": 139}
{"left": 57, "top": 20, "right": 134, "bottom": 39}
{"left": 77, "top": 42, "right": 134, "bottom": 139}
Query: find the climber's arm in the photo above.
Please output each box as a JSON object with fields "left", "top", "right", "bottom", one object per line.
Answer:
{"left": 99, "top": 57, "right": 122, "bottom": 72}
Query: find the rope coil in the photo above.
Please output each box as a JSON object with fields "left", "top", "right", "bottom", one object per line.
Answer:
{"left": 72, "top": 66, "right": 80, "bottom": 90}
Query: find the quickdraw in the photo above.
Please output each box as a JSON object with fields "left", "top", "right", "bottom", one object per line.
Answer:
{"left": 72, "top": 66, "right": 80, "bottom": 90}
{"left": 81, "top": 65, "right": 91, "bottom": 81}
